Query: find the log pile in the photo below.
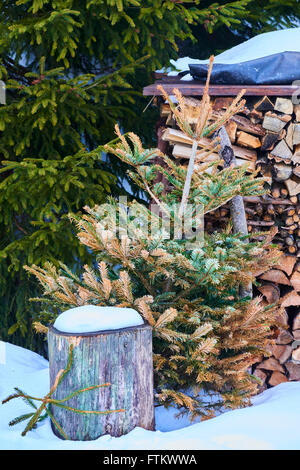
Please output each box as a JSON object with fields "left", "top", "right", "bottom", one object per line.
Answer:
{"left": 254, "top": 254, "right": 300, "bottom": 389}
{"left": 158, "top": 94, "right": 300, "bottom": 388}
{"left": 160, "top": 95, "right": 300, "bottom": 254}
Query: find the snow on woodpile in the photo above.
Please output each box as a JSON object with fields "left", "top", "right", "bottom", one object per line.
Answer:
{"left": 163, "top": 28, "right": 300, "bottom": 81}
{"left": 53, "top": 305, "right": 144, "bottom": 333}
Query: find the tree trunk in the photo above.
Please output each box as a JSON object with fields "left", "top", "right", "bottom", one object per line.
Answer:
{"left": 216, "top": 125, "right": 252, "bottom": 299}
{"left": 48, "top": 323, "right": 155, "bottom": 440}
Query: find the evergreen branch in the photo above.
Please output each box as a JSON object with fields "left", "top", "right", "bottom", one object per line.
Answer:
{"left": 55, "top": 383, "right": 111, "bottom": 403}
{"left": 21, "top": 403, "right": 47, "bottom": 437}
{"left": 50, "top": 344, "right": 74, "bottom": 393}
{"left": 44, "top": 406, "right": 70, "bottom": 440}
{"left": 2, "top": 393, "right": 23, "bottom": 404}
{"left": 3, "top": 345, "right": 123, "bottom": 438}
{"left": 8, "top": 413, "right": 35, "bottom": 427}
{"left": 14, "top": 387, "right": 38, "bottom": 410}
{"left": 53, "top": 402, "right": 125, "bottom": 415}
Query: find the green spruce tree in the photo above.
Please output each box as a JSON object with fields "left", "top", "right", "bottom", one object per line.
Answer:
{"left": 0, "top": 0, "right": 258, "bottom": 351}
{"left": 25, "top": 82, "right": 282, "bottom": 416}
{"left": 179, "top": 0, "right": 300, "bottom": 60}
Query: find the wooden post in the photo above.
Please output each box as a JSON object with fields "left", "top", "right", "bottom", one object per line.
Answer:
{"left": 48, "top": 322, "right": 155, "bottom": 440}
{"left": 216, "top": 125, "right": 253, "bottom": 299}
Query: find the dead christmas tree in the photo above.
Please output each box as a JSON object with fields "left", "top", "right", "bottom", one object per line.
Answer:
{"left": 25, "top": 59, "right": 283, "bottom": 419}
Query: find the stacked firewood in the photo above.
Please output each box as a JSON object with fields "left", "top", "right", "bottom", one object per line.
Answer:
{"left": 159, "top": 94, "right": 300, "bottom": 387}
{"left": 160, "top": 95, "right": 300, "bottom": 254}
{"left": 244, "top": 195, "right": 300, "bottom": 255}
{"left": 254, "top": 254, "right": 300, "bottom": 388}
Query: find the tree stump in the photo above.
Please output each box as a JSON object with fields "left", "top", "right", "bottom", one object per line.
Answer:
{"left": 48, "top": 322, "right": 155, "bottom": 440}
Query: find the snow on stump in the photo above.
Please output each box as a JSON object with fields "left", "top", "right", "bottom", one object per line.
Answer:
{"left": 48, "top": 305, "right": 155, "bottom": 440}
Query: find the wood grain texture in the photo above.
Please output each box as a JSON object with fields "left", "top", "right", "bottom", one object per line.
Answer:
{"left": 216, "top": 126, "right": 252, "bottom": 299}
{"left": 48, "top": 323, "right": 154, "bottom": 440}
{"left": 144, "top": 82, "right": 300, "bottom": 97}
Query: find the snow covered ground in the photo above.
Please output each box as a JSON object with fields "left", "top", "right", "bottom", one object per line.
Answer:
{"left": 0, "top": 341, "right": 300, "bottom": 450}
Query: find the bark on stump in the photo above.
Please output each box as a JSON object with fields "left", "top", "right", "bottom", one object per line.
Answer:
{"left": 48, "top": 323, "right": 155, "bottom": 440}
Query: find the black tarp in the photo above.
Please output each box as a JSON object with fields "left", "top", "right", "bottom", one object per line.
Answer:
{"left": 189, "top": 52, "right": 300, "bottom": 85}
